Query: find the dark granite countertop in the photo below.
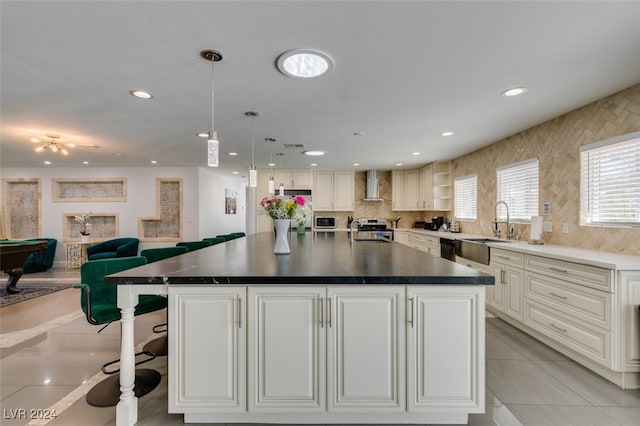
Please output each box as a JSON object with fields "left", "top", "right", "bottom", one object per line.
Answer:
{"left": 105, "top": 232, "right": 494, "bottom": 286}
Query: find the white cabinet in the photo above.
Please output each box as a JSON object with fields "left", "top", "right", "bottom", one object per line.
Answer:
{"left": 392, "top": 162, "right": 451, "bottom": 211}
{"left": 327, "top": 286, "right": 405, "bottom": 412}
{"left": 248, "top": 287, "right": 325, "bottom": 411}
{"left": 275, "top": 169, "right": 312, "bottom": 189}
{"left": 313, "top": 171, "right": 354, "bottom": 211}
{"left": 418, "top": 164, "right": 433, "bottom": 210}
{"left": 404, "top": 169, "right": 420, "bottom": 211}
{"left": 169, "top": 287, "right": 246, "bottom": 413}
{"left": 404, "top": 231, "right": 440, "bottom": 257}
{"left": 407, "top": 286, "right": 484, "bottom": 412}
{"left": 391, "top": 170, "right": 405, "bottom": 211}
{"left": 489, "top": 248, "right": 524, "bottom": 321}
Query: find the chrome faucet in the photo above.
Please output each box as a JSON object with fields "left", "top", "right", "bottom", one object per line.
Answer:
{"left": 350, "top": 219, "right": 361, "bottom": 243}
{"left": 493, "top": 201, "right": 513, "bottom": 240}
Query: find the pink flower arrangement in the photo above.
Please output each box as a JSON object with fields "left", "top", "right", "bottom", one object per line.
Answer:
{"left": 260, "top": 195, "right": 306, "bottom": 219}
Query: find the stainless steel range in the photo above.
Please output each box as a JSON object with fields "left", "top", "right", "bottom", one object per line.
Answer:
{"left": 356, "top": 218, "right": 394, "bottom": 240}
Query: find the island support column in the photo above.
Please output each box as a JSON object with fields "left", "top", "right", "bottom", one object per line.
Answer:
{"left": 116, "top": 285, "right": 139, "bottom": 426}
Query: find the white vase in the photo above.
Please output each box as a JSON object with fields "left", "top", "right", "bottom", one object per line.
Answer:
{"left": 273, "top": 219, "right": 291, "bottom": 254}
{"left": 80, "top": 234, "right": 91, "bottom": 243}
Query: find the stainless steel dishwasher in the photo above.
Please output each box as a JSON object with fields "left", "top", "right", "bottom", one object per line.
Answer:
{"left": 439, "top": 237, "right": 456, "bottom": 261}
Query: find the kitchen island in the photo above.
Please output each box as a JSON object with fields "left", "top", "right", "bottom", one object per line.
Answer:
{"left": 107, "top": 232, "right": 494, "bottom": 426}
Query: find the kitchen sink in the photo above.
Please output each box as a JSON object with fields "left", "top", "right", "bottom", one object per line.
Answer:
{"left": 455, "top": 238, "right": 514, "bottom": 265}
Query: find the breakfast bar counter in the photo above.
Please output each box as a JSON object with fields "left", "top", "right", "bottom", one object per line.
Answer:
{"left": 107, "top": 232, "right": 493, "bottom": 425}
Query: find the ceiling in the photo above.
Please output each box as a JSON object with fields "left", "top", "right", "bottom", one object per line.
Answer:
{"left": 2, "top": 1, "right": 639, "bottom": 179}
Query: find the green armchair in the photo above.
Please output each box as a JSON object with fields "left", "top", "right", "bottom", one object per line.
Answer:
{"left": 86, "top": 238, "right": 139, "bottom": 261}
{"left": 141, "top": 246, "right": 188, "bottom": 263}
{"left": 176, "top": 240, "right": 211, "bottom": 252}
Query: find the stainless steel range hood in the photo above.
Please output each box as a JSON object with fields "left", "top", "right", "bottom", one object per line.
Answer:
{"left": 362, "top": 170, "right": 384, "bottom": 201}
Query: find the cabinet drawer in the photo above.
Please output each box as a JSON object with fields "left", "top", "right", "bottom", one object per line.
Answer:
{"left": 525, "top": 255, "right": 613, "bottom": 292}
{"left": 408, "top": 233, "right": 427, "bottom": 245}
{"left": 524, "top": 301, "right": 611, "bottom": 367}
{"left": 490, "top": 248, "right": 524, "bottom": 268}
{"left": 524, "top": 272, "right": 611, "bottom": 330}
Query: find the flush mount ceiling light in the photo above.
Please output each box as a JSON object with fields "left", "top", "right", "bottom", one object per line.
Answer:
{"left": 302, "top": 150, "right": 326, "bottom": 156}
{"left": 277, "top": 49, "right": 333, "bottom": 78}
{"left": 34, "top": 134, "right": 71, "bottom": 156}
{"left": 441, "top": 131, "right": 455, "bottom": 137}
{"left": 501, "top": 87, "right": 527, "bottom": 97}
{"left": 129, "top": 90, "right": 153, "bottom": 99}
{"left": 201, "top": 49, "right": 223, "bottom": 167}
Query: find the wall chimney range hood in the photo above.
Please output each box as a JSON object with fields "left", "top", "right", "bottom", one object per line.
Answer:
{"left": 362, "top": 170, "right": 384, "bottom": 201}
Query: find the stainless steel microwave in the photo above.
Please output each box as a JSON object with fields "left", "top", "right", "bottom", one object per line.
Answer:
{"left": 314, "top": 216, "right": 337, "bottom": 229}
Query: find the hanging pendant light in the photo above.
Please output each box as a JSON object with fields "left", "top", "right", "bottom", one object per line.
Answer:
{"left": 277, "top": 152, "right": 285, "bottom": 196}
{"left": 265, "top": 138, "right": 276, "bottom": 194}
{"left": 201, "top": 49, "right": 223, "bottom": 167}
{"left": 245, "top": 111, "right": 259, "bottom": 187}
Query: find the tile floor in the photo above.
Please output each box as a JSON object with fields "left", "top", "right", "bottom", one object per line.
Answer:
{"left": 1, "top": 268, "right": 639, "bottom": 426}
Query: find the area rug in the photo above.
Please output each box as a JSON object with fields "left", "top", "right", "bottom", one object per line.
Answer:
{"left": 0, "top": 284, "right": 73, "bottom": 308}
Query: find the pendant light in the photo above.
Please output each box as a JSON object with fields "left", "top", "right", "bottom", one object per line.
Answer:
{"left": 201, "top": 49, "right": 223, "bottom": 167}
{"left": 266, "top": 138, "right": 276, "bottom": 194}
{"left": 275, "top": 152, "right": 285, "bottom": 196}
{"left": 245, "top": 111, "right": 259, "bottom": 187}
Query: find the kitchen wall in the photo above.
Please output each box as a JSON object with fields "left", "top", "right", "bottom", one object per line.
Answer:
{"left": 453, "top": 83, "right": 640, "bottom": 255}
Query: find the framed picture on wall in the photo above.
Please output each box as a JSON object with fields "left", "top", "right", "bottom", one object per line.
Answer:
{"left": 225, "top": 188, "right": 237, "bottom": 214}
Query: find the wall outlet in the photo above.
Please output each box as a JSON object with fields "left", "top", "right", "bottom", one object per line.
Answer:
{"left": 543, "top": 221, "right": 552, "bottom": 232}
{"left": 562, "top": 223, "right": 569, "bottom": 234}
{"left": 543, "top": 202, "right": 551, "bottom": 216}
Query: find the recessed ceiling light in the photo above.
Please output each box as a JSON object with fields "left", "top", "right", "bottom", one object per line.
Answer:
{"left": 353, "top": 163, "right": 360, "bottom": 166}
{"left": 129, "top": 90, "right": 153, "bottom": 99}
{"left": 411, "top": 152, "right": 421, "bottom": 156}
{"left": 302, "top": 150, "right": 326, "bottom": 156}
{"left": 441, "top": 131, "right": 454, "bottom": 137}
{"left": 44, "top": 161, "right": 51, "bottom": 165}
{"left": 228, "top": 152, "right": 238, "bottom": 156}
{"left": 197, "top": 132, "right": 209, "bottom": 138}
{"left": 310, "top": 163, "right": 318, "bottom": 167}
{"left": 151, "top": 160, "right": 157, "bottom": 164}
{"left": 268, "top": 162, "right": 276, "bottom": 167}
{"left": 501, "top": 87, "right": 527, "bottom": 97}
{"left": 277, "top": 49, "right": 333, "bottom": 79}
{"left": 232, "top": 171, "right": 239, "bottom": 175}
{"left": 82, "top": 161, "right": 89, "bottom": 165}
{"left": 395, "top": 162, "right": 403, "bottom": 166}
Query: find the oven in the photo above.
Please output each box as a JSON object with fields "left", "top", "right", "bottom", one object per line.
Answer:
{"left": 440, "top": 237, "right": 456, "bottom": 261}
{"left": 357, "top": 218, "right": 394, "bottom": 240}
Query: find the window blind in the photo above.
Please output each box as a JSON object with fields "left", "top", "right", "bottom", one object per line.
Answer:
{"left": 496, "top": 158, "right": 539, "bottom": 221}
{"left": 580, "top": 132, "right": 640, "bottom": 226}
{"left": 454, "top": 174, "right": 477, "bottom": 220}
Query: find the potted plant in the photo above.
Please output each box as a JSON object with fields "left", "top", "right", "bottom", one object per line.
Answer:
{"left": 259, "top": 195, "right": 306, "bottom": 254}
{"left": 75, "top": 213, "right": 92, "bottom": 242}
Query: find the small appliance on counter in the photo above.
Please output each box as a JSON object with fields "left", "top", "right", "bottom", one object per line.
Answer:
{"left": 431, "top": 216, "right": 444, "bottom": 231}
{"left": 449, "top": 219, "right": 461, "bottom": 233}
{"left": 357, "top": 218, "right": 394, "bottom": 240}
{"left": 314, "top": 216, "right": 337, "bottom": 229}
{"left": 413, "top": 221, "right": 428, "bottom": 229}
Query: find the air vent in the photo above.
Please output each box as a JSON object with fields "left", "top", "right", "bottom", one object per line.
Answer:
{"left": 284, "top": 143, "right": 305, "bottom": 149}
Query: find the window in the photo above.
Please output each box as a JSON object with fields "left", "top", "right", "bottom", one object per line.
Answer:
{"left": 580, "top": 132, "right": 640, "bottom": 226}
{"left": 496, "top": 158, "right": 539, "bottom": 221}
{"left": 454, "top": 174, "right": 477, "bottom": 220}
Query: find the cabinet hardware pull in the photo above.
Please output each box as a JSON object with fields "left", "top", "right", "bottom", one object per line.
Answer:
{"left": 549, "top": 292, "right": 568, "bottom": 300}
{"left": 549, "top": 266, "right": 568, "bottom": 273}
{"left": 408, "top": 297, "right": 414, "bottom": 328}
{"left": 328, "top": 298, "right": 332, "bottom": 328}
{"left": 319, "top": 297, "right": 324, "bottom": 328}
{"left": 548, "top": 323, "right": 567, "bottom": 333}
{"left": 500, "top": 270, "right": 506, "bottom": 285}
{"left": 497, "top": 255, "right": 511, "bottom": 260}
{"left": 238, "top": 298, "right": 242, "bottom": 329}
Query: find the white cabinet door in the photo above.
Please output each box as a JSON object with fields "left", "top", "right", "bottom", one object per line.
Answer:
{"left": 490, "top": 263, "right": 523, "bottom": 320}
{"left": 333, "top": 171, "right": 354, "bottom": 211}
{"left": 293, "top": 169, "right": 312, "bottom": 189}
{"left": 313, "top": 171, "right": 334, "bottom": 210}
{"left": 418, "top": 164, "right": 433, "bottom": 210}
{"left": 275, "top": 170, "right": 293, "bottom": 189}
{"left": 169, "top": 287, "right": 246, "bottom": 413}
{"left": 327, "top": 286, "right": 405, "bottom": 412}
{"left": 392, "top": 170, "right": 405, "bottom": 211}
{"left": 248, "top": 287, "right": 326, "bottom": 411}
{"left": 404, "top": 169, "right": 419, "bottom": 211}
{"left": 407, "top": 286, "right": 484, "bottom": 412}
